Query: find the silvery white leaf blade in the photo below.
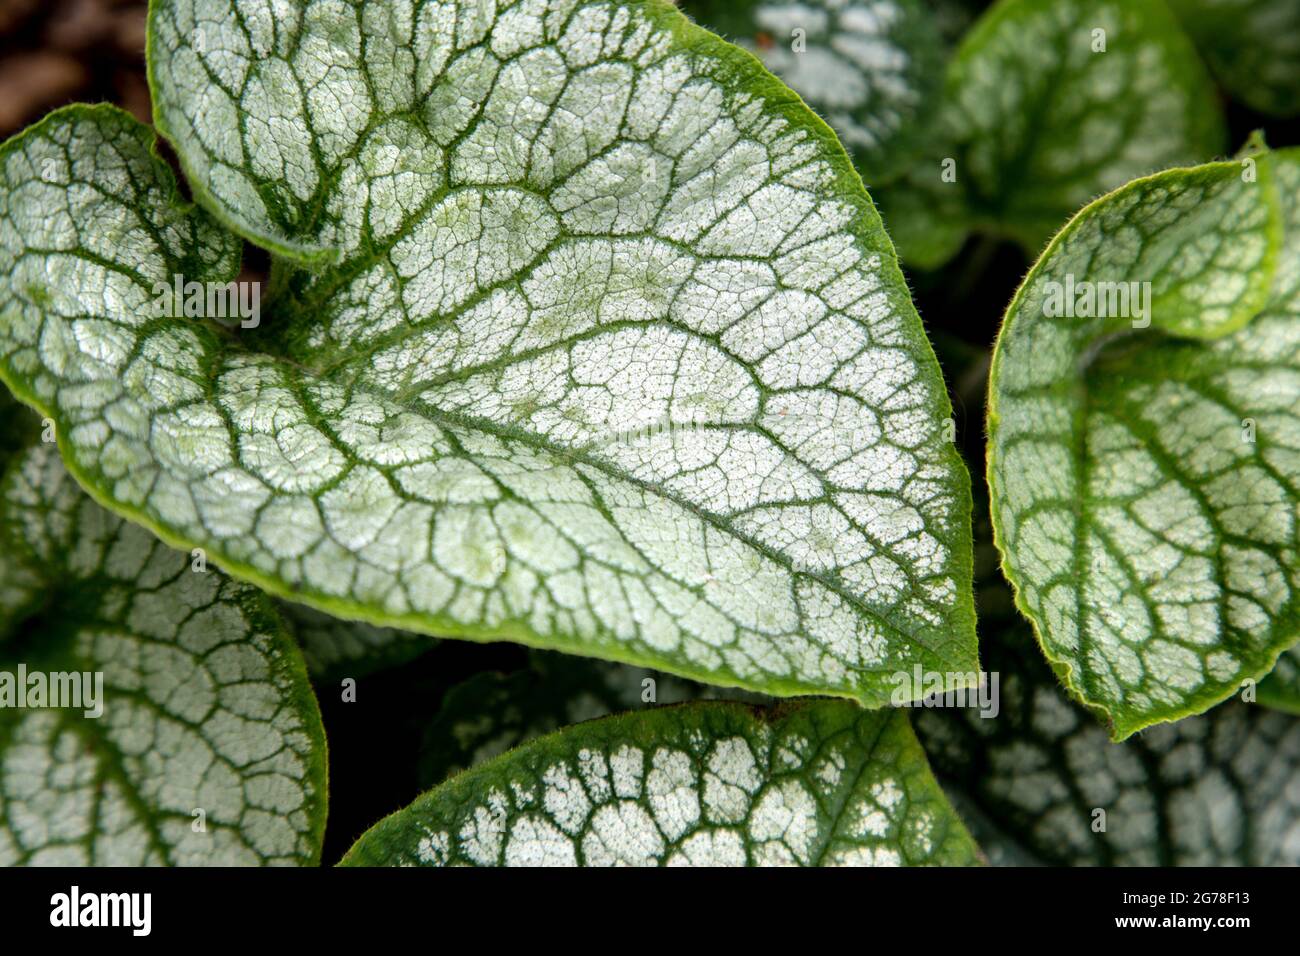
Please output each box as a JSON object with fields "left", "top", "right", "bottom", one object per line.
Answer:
{"left": 342, "top": 699, "right": 982, "bottom": 866}
{"left": 4, "top": 3, "right": 980, "bottom": 702}
{"left": 0, "top": 443, "right": 327, "bottom": 865}
{"left": 988, "top": 151, "right": 1300, "bottom": 739}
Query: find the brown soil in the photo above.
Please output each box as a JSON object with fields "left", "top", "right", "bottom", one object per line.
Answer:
{"left": 0, "top": 0, "right": 148, "bottom": 138}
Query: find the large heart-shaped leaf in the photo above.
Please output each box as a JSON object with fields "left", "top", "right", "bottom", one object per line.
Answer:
{"left": 0, "top": 444, "right": 327, "bottom": 865}
{"left": 343, "top": 700, "right": 981, "bottom": 866}
{"left": 0, "top": 0, "right": 979, "bottom": 703}
{"left": 877, "top": 0, "right": 1226, "bottom": 268}
{"left": 1169, "top": 0, "right": 1300, "bottom": 118}
{"left": 988, "top": 151, "right": 1300, "bottom": 739}
{"left": 679, "top": 0, "right": 944, "bottom": 184}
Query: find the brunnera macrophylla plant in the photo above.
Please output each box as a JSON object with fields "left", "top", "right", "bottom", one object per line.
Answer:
{"left": 10, "top": 0, "right": 980, "bottom": 706}
{"left": 0, "top": 0, "right": 1296, "bottom": 868}
{"left": 0, "top": 443, "right": 327, "bottom": 865}
{"left": 0, "top": 0, "right": 978, "bottom": 866}
{"left": 342, "top": 701, "right": 981, "bottom": 867}
{"left": 988, "top": 150, "right": 1300, "bottom": 741}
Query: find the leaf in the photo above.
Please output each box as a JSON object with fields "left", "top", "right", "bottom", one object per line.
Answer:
{"left": 0, "top": 443, "right": 327, "bottom": 865}
{"left": 418, "top": 650, "right": 760, "bottom": 786}
{"left": 278, "top": 600, "right": 438, "bottom": 680}
{"left": 987, "top": 151, "right": 1300, "bottom": 739}
{"left": 342, "top": 700, "right": 981, "bottom": 866}
{"left": 916, "top": 624, "right": 1300, "bottom": 866}
{"left": 1169, "top": 0, "right": 1300, "bottom": 117}
{"left": 679, "top": 0, "right": 945, "bottom": 183}
{"left": 877, "top": 0, "right": 1226, "bottom": 267}
{"left": 2, "top": 1, "right": 979, "bottom": 703}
